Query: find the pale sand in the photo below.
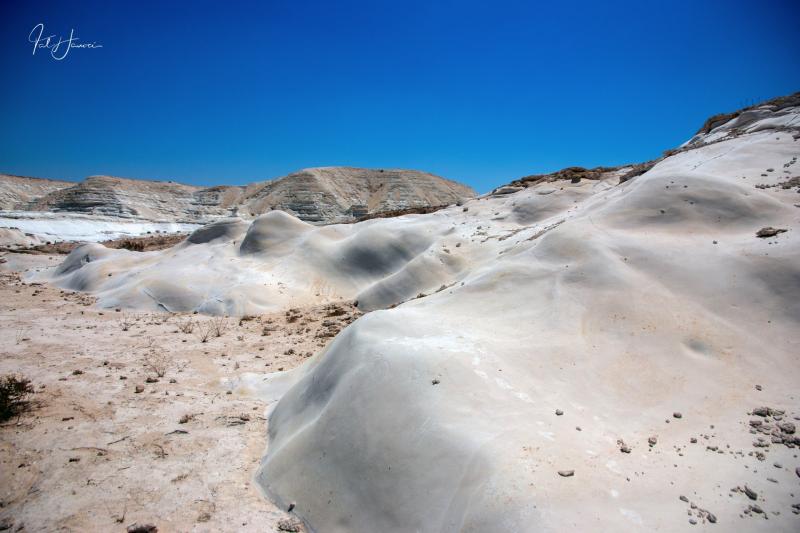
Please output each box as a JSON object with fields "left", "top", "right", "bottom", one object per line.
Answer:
{"left": 0, "top": 255, "right": 358, "bottom": 531}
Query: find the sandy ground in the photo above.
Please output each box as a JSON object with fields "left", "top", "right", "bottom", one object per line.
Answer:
{"left": 0, "top": 253, "right": 359, "bottom": 532}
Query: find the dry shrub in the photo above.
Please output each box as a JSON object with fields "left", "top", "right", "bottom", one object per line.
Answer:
{"left": 142, "top": 337, "right": 170, "bottom": 377}
{"left": 178, "top": 317, "right": 195, "bottom": 334}
{"left": 196, "top": 321, "right": 212, "bottom": 343}
{"left": 238, "top": 315, "right": 256, "bottom": 326}
{"left": 1, "top": 375, "right": 34, "bottom": 422}
{"left": 210, "top": 316, "right": 228, "bottom": 337}
{"left": 325, "top": 305, "right": 346, "bottom": 317}
{"left": 118, "top": 312, "right": 135, "bottom": 332}
{"left": 118, "top": 239, "right": 145, "bottom": 252}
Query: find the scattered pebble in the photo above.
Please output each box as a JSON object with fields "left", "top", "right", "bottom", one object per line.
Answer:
{"left": 126, "top": 524, "right": 157, "bottom": 533}
{"left": 756, "top": 227, "right": 788, "bottom": 238}
{"left": 277, "top": 517, "right": 303, "bottom": 532}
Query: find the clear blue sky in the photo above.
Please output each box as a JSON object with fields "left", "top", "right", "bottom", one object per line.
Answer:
{"left": 1, "top": 0, "right": 798, "bottom": 193}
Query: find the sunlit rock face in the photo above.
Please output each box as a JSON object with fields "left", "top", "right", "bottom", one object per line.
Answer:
{"left": 2, "top": 166, "right": 474, "bottom": 224}
{"left": 46, "top": 94, "right": 800, "bottom": 532}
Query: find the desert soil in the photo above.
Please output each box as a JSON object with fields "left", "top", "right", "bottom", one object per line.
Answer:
{"left": 0, "top": 253, "right": 359, "bottom": 532}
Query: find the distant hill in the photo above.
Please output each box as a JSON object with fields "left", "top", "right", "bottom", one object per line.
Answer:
{"left": 0, "top": 174, "right": 74, "bottom": 210}
{"left": 0, "top": 167, "right": 475, "bottom": 225}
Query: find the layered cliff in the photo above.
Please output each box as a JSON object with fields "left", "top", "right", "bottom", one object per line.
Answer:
{"left": 238, "top": 167, "right": 474, "bottom": 223}
{"left": 0, "top": 174, "right": 73, "bottom": 210}
{"left": 1, "top": 168, "right": 475, "bottom": 228}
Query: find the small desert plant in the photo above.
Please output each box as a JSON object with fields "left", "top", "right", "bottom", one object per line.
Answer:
{"left": 325, "top": 305, "right": 346, "bottom": 317}
{"left": 238, "top": 315, "right": 256, "bottom": 326}
{"left": 118, "top": 239, "right": 145, "bottom": 252}
{"left": 141, "top": 337, "right": 170, "bottom": 377}
{"left": 196, "top": 321, "right": 212, "bottom": 343}
{"left": 1, "top": 375, "right": 34, "bottom": 422}
{"left": 210, "top": 316, "right": 228, "bottom": 338}
{"left": 118, "top": 312, "right": 135, "bottom": 332}
{"left": 178, "top": 317, "right": 195, "bottom": 334}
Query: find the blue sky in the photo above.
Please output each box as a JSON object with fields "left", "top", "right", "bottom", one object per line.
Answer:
{"left": 1, "top": 0, "right": 798, "bottom": 193}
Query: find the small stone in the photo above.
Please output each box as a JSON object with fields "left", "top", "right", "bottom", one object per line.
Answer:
{"left": 756, "top": 227, "right": 788, "bottom": 238}
{"left": 750, "top": 504, "right": 763, "bottom": 514}
{"left": 648, "top": 436, "right": 657, "bottom": 447}
{"left": 752, "top": 407, "right": 771, "bottom": 417}
{"left": 673, "top": 412, "right": 682, "bottom": 419}
{"left": 555, "top": 409, "right": 564, "bottom": 416}
{"left": 127, "top": 524, "right": 157, "bottom": 533}
{"left": 707, "top": 512, "right": 717, "bottom": 523}
{"left": 778, "top": 422, "right": 795, "bottom": 434}
{"left": 431, "top": 379, "right": 440, "bottom": 385}
{"left": 689, "top": 518, "right": 697, "bottom": 525}
{"left": 755, "top": 384, "right": 762, "bottom": 391}
{"left": 287, "top": 502, "right": 296, "bottom": 512}
{"left": 680, "top": 495, "right": 689, "bottom": 502}
{"left": 690, "top": 437, "right": 697, "bottom": 443}
{"left": 134, "top": 385, "right": 145, "bottom": 394}
{"left": 743, "top": 485, "right": 757, "bottom": 501}
{"left": 558, "top": 470, "right": 574, "bottom": 477}
{"left": 277, "top": 518, "right": 303, "bottom": 532}
{"left": 620, "top": 444, "right": 631, "bottom": 453}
